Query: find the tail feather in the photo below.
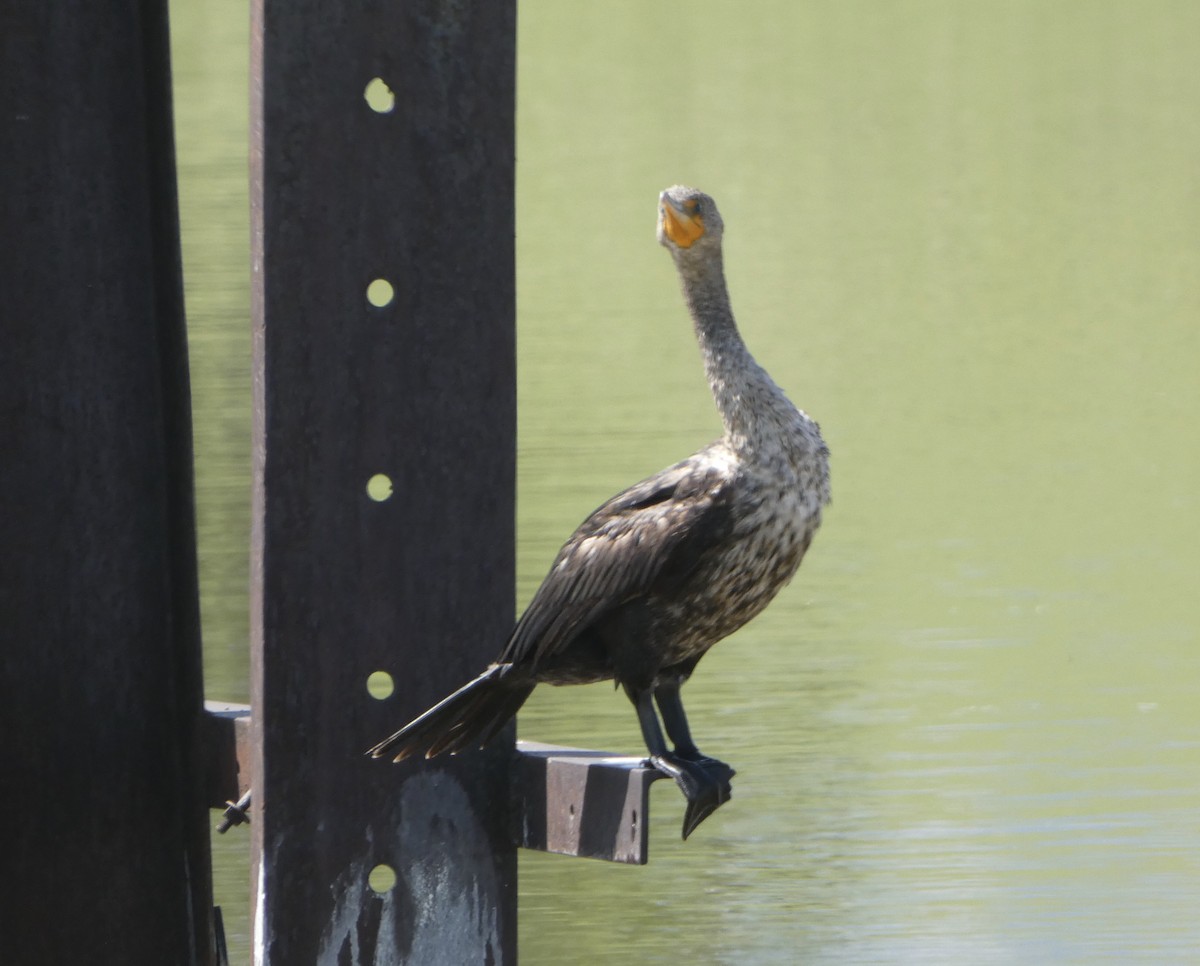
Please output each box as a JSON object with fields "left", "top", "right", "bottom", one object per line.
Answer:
{"left": 367, "top": 663, "right": 534, "bottom": 762}
{"left": 478, "top": 687, "right": 536, "bottom": 746}
{"left": 430, "top": 684, "right": 533, "bottom": 757}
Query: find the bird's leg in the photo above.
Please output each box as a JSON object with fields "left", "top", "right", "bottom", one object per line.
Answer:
{"left": 654, "top": 677, "right": 702, "bottom": 757}
{"left": 654, "top": 678, "right": 735, "bottom": 816}
{"left": 625, "top": 682, "right": 732, "bottom": 840}
{"left": 655, "top": 680, "right": 736, "bottom": 774}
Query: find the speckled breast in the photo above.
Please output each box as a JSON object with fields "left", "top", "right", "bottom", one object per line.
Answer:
{"left": 650, "top": 479, "right": 822, "bottom": 671}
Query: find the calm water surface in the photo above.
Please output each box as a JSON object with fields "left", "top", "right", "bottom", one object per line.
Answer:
{"left": 172, "top": 2, "right": 1199, "bottom": 962}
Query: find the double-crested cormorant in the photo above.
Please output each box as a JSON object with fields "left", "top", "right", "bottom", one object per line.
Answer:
{"left": 369, "top": 186, "right": 830, "bottom": 838}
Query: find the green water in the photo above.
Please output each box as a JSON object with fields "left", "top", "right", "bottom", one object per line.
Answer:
{"left": 172, "top": 1, "right": 1199, "bottom": 962}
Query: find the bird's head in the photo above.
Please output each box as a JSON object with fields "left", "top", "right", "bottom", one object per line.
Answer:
{"left": 657, "top": 185, "right": 724, "bottom": 256}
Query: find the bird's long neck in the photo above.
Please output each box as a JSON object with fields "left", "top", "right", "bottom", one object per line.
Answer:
{"left": 675, "top": 250, "right": 801, "bottom": 461}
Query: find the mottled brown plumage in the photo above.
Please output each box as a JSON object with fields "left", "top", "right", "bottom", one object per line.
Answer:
{"left": 370, "top": 186, "right": 830, "bottom": 838}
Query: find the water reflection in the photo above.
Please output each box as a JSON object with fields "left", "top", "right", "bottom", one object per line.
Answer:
{"left": 173, "top": 0, "right": 1198, "bottom": 962}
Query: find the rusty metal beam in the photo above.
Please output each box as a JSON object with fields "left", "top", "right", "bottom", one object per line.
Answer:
{"left": 1, "top": 1, "right": 214, "bottom": 961}
{"left": 250, "top": 1, "right": 517, "bottom": 960}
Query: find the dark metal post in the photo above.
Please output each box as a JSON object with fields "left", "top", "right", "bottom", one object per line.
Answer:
{"left": 0, "top": 1, "right": 214, "bottom": 962}
{"left": 250, "top": 1, "right": 517, "bottom": 961}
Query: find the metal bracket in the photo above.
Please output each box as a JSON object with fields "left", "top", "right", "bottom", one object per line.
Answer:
{"left": 510, "top": 741, "right": 663, "bottom": 865}
{"left": 201, "top": 705, "right": 662, "bottom": 861}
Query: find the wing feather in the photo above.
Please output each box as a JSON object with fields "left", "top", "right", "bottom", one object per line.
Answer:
{"left": 500, "top": 451, "right": 737, "bottom": 667}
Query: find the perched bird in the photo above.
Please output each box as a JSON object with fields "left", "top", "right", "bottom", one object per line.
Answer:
{"left": 369, "top": 185, "right": 830, "bottom": 838}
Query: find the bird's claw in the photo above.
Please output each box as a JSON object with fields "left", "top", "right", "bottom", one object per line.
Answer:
{"left": 647, "top": 753, "right": 736, "bottom": 839}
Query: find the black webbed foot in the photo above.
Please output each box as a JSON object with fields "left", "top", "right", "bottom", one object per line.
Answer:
{"left": 647, "top": 752, "right": 736, "bottom": 839}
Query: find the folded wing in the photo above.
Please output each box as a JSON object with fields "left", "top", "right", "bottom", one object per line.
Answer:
{"left": 501, "top": 451, "right": 737, "bottom": 669}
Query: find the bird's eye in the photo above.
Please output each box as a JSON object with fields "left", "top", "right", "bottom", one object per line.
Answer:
{"left": 684, "top": 199, "right": 700, "bottom": 214}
